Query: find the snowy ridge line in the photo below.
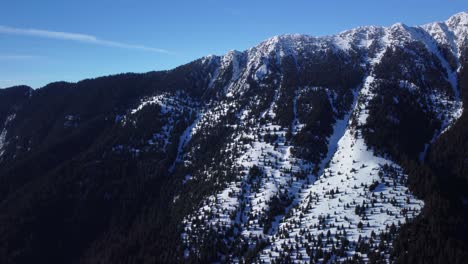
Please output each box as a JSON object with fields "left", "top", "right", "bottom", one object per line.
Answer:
{"left": 128, "top": 92, "right": 199, "bottom": 116}
{"left": 409, "top": 21, "right": 464, "bottom": 161}
{"left": 199, "top": 12, "right": 467, "bottom": 99}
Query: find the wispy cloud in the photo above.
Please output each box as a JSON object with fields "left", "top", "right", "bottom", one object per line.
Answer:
{"left": 0, "top": 25, "right": 170, "bottom": 54}
{"left": 0, "top": 54, "right": 42, "bottom": 60}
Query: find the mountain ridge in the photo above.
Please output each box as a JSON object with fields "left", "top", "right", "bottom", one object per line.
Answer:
{"left": 3, "top": 12, "right": 467, "bottom": 91}
{"left": 0, "top": 12, "right": 467, "bottom": 264}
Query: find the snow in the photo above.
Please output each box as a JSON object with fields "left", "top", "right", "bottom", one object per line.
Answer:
{"left": 130, "top": 94, "right": 175, "bottom": 115}
{"left": 169, "top": 111, "right": 204, "bottom": 172}
{"left": 64, "top": 114, "right": 79, "bottom": 128}
{"left": 445, "top": 12, "right": 468, "bottom": 58}
{"left": 177, "top": 11, "right": 468, "bottom": 262}
{"left": 318, "top": 89, "right": 358, "bottom": 175}
{"left": 356, "top": 76, "right": 375, "bottom": 126}
{"left": 0, "top": 128, "right": 7, "bottom": 157}
{"left": 291, "top": 90, "right": 304, "bottom": 135}
{"left": 260, "top": 83, "right": 423, "bottom": 260}
{"left": 411, "top": 19, "right": 464, "bottom": 160}
{"left": 254, "top": 63, "right": 268, "bottom": 81}
{"left": 182, "top": 174, "right": 193, "bottom": 184}
{"left": 223, "top": 50, "right": 242, "bottom": 82}
{"left": 0, "top": 114, "right": 15, "bottom": 158}
{"left": 114, "top": 92, "right": 201, "bottom": 157}
{"left": 182, "top": 72, "right": 425, "bottom": 263}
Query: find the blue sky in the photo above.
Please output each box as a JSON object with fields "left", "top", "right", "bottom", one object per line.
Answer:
{"left": 0, "top": 0, "right": 466, "bottom": 88}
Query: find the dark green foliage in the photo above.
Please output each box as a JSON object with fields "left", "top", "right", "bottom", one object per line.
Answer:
{"left": 292, "top": 90, "right": 335, "bottom": 164}
{"left": 0, "top": 85, "right": 31, "bottom": 123}
{"left": 363, "top": 79, "right": 439, "bottom": 160}
{"left": 376, "top": 61, "right": 468, "bottom": 264}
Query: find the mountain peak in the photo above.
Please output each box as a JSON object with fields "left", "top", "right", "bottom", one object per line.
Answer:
{"left": 390, "top": 22, "right": 408, "bottom": 28}
{"left": 446, "top": 11, "right": 468, "bottom": 26}
{"left": 259, "top": 34, "right": 313, "bottom": 47}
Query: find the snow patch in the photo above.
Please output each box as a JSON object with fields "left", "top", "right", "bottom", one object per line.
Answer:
{"left": 0, "top": 114, "right": 16, "bottom": 158}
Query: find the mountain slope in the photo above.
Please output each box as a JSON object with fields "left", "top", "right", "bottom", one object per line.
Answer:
{"left": 0, "top": 12, "right": 467, "bottom": 264}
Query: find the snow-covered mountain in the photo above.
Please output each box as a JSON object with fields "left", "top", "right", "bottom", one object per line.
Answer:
{"left": 0, "top": 12, "right": 467, "bottom": 264}
{"left": 176, "top": 12, "right": 466, "bottom": 263}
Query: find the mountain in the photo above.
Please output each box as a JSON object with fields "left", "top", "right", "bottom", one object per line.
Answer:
{"left": 0, "top": 12, "right": 467, "bottom": 264}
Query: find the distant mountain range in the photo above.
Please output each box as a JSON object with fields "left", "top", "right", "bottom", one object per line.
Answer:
{"left": 0, "top": 12, "right": 467, "bottom": 264}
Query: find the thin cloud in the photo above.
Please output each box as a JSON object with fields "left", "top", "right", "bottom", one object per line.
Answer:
{"left": 0, "top": 25, "right": 170, "bottom": 54}
{"left": 0, "top": 54, "right": 42, "bottom": 60}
